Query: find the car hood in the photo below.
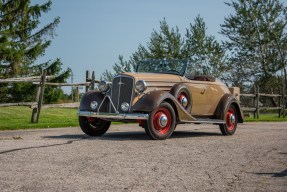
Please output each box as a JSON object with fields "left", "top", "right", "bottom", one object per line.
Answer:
{"left": 122, "top": 72, "right": 183, "bottom": 83}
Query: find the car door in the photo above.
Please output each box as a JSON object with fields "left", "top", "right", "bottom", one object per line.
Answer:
{"left": 184, "top": 63, "right": 209, "bottom": 115}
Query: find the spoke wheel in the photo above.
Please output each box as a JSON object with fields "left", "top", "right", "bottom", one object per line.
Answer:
{"left": 145, "top": 102, "right": 176, "bottom": 140}
{"left": 219, "top": 105, "right": 237, "bottom": 135}
{"left": 79, "top": 116, "right": 111, "bottom": 136}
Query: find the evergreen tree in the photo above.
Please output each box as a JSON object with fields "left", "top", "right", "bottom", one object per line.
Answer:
{"left": 0, "top": 0, "right": 71, "bottom": 103}
{"left": 102, "top": 17, "right": 225, "bottom": 81}
{"left": 220, "top": 0, "right": 287, "bottom": 91}
{"left": 184, "top": 15, "right": 226, "bottom": 79}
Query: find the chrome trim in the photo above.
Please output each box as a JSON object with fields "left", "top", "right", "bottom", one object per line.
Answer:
{"left": 78, "top": 110, "right": 149, "bottom": 120}
{"left": 182, "top": 120, "right": 226, "bottom": 124}
{"left": 110, "top": 75, "right": 135, "bottom": 112}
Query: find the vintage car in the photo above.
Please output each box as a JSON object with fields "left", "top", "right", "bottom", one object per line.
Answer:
{"left": 78, "top": 59, "right": 243, "bottom": 140}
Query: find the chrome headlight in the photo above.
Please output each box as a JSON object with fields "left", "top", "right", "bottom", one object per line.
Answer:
{"left": 121, "top": 102, "right": 130, "bottom": 112}
{"left": 135, "top": 80, "right": 147, "bottom": 93}
{"left": 98, "top": 81, "right": 110, "bottom": 92}
{"left": 90, "top": 101, "right": 98, "bottom": 110}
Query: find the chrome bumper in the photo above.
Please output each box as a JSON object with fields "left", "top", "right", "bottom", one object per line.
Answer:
{"left": 77, "top": 110, "right": 149, "bottom": 120}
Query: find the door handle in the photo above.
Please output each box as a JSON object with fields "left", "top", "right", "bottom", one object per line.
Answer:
{"left": 200, "top": 88, "right": 206, "bottom": 95}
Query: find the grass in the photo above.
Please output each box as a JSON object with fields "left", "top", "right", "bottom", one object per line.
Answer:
{"left": 0, "top": 106, "right": 79, "bottom": 130}
{"left": 0, "top": 106, "right": 286, "bottom": 130}
{"left": 245, "top": 113, "right": 287, "bottom": 122}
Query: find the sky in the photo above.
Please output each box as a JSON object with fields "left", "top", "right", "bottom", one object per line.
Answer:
{"left": 33, "top": 0, "right": 233, "bottom": 91}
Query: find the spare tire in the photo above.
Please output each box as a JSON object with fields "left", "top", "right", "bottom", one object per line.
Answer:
{"left": 170, "top": 84, "right": 192, "bottom": 114}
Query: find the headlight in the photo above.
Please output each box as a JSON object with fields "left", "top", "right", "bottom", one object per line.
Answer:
{"left": 121, "top": 102, "right": 130, "bottom": 112}
{"left": 98, "top": 81, "right": 110, "bottom": 92}
{"left": 135, "top": 80, "right": 147, "bottom": 93}
{"left": 90, "top": 101, "right": 98, "bottom": 110}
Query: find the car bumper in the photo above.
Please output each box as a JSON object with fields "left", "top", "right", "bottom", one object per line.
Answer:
{"left": 77, "top": 110, "right": 149, "bottom": 120}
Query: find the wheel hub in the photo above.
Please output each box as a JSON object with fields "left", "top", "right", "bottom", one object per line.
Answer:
{"left": 159, "top": 114, "right": 168, "bottom": 127}
{"left": 229, "top": 114, "right": 235, "bottom": 124}
{"left": 178, "top": 94, "right": 188, "bottom": 108}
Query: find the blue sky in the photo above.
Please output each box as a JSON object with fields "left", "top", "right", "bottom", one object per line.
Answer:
{"left": 34, "top": 0, "right": 233, "bottom": 88}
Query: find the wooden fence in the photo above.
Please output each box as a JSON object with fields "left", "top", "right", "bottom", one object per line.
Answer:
{"left": 0, "top": 70, "right": 96, "bottom": 123}
{"left": 241, "top": 86, "right": 286, "bottom": 118}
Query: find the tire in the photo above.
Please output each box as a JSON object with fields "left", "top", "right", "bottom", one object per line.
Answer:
{"left": 219, "top": 104, "right": 237, "bottom": 135}
{"left": 170, "top": 84, "right": 192, "bottom": 113}
{"left": 144, "top": 102, "right": 176, "bottom": 140}
{"left": 79, "top": 116, "right": 111, "bottom": 136}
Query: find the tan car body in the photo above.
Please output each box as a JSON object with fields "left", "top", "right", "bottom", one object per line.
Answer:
{"left": 78, "top": 60, "right": 243, "bottom": 139}
{"left": 128, "top": 72, "right": 231, "bottom": 116}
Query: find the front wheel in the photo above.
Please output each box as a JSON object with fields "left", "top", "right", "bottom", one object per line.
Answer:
{"left": 144, "top": 102, "right": 176, "bottom": 140}
{"left": 79, "top": 116, "right": 111, "bottom": 136}
{"left": 219, "top": 105, "right": 237, "bottom": 135}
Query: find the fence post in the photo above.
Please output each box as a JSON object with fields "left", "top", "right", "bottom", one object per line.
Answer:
{"left": 256, "top": 86, "right": 260, "bottom": 119}
{"left": 278, "top": 88, "right": 281, "bottom": 118}
{"left": 85, "top": 70, "right": 90, "bottom": 92}
{"left": 36, "top": 70, "right": 47, "bottom": 123}
{"left": 283, "top": 82, "right": 286, "bottom": 118}
{"left": 75, "top": 86, "right": 79, "bottom": 102}
{"left": 31, "top": 86, "right": 41, "bottom": 123}
{"left": 91, "top": 71, "right": 95, "bottom": 90}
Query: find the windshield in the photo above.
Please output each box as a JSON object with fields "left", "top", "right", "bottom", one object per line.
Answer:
{"left": 136, "top": 59, "right": 188, "bottom": 76}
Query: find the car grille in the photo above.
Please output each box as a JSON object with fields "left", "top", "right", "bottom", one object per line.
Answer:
{"left": 110, "top": 75, "right": 134, "bottom": 113}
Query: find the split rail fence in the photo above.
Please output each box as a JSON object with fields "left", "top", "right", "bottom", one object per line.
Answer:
{"left": 241, "top": 86, "right": 286, "bottom": 118}
{"left": 0, "top": 70, "right": 97, "bottom": 123}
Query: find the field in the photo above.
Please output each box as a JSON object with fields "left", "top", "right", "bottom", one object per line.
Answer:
{"left": 0, "top": 106, "right": 286, "bottom": 130}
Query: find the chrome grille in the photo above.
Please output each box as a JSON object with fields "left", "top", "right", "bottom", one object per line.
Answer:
{"left": 110, "top": 75, "right": 134, "bottom": 113}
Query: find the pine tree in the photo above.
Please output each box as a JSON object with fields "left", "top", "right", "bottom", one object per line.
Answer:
{"left": 0, "top": 0, "right": 71, "bottom": 103}
{"left": 102, "top": 17, "right": 225, "bottom": 82}
{"left": 220, "top": 0, "right": 287, "bottom": 91}
{"left": 184, "top": 15, "right": 226, "bottom": 79}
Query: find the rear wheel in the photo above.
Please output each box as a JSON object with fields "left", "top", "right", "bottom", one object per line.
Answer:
{"left": 79, "top": 116, "right": 111, "bottom": 136}
{"left": 219, "top": 105, "right": 237, "bottom": 135}
{"left": 144, "top": 102, "right": 176, "bottom": 140}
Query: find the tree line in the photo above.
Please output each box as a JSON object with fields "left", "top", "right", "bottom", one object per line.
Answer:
{"left": 102, "top": 0, "right": 287, "bottom": 94}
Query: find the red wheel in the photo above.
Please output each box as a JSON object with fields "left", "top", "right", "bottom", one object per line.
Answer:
{"left": 226, "top": 108, "right": 236, "bottom": 131}
{"left": 145, "top": 102, "right": 176, "bottom": 140}
{"left": 152, "top": 107, "right": 172, "bottom": 134}
{"left": 219, "top": 105, "right": 237, "bottom": 135}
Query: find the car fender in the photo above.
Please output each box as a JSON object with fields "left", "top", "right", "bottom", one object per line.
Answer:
{"left": 214, "top": 94, "right": 244, "bottom": 123}
{"left": 79, "top": 90, "right": 109, "bottom": 112}
{"left": 131, "top": 90, "right": 196, "bottom": 122}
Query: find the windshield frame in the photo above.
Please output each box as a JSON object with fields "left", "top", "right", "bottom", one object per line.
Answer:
{"left": 136, "top": 59, "right": 189, "bottom": 76}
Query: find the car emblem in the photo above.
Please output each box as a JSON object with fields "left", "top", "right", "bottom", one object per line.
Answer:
{"left": 118, "top": 81, "right": 125, "bottom": 85}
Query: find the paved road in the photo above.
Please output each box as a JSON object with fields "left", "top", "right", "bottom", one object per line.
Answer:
{"left": 0, "top": 122, "right": 286, "bottom": 192}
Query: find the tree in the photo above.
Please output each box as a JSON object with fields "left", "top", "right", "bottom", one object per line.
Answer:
{"left": 220, "top": 0, "right": 287, "bottom": 91}
{"left": 0, "top": 0, "right": 71, "bottom": 103}
{"left": 101, "top": 55, "right": 132, "bottom": 81}
{"left": 102, "top": 17, "right": 225, "bottom": 82}
{"left": 184, "top": 15, "right": 227, "bottom": 79}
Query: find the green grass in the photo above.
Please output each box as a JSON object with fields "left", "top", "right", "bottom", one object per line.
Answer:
{"left": 0, "top": 106, "right": 79, "bottom": 130}
{"left": 245, "top": 113, "right": 287, "bottom": 122}
{"left": 0, "top": 107, "right": 286, "bottom": 130}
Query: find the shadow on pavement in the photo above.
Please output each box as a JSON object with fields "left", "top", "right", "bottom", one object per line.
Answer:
{"left": 250, "top": 169, "right": 287, "bottom": 178}
{"left": 42, "top": 130, "right": 221, "bottom": 141}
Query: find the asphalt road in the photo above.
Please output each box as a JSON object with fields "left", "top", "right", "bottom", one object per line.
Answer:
{"left": 0, "top": 122, "right": 286, "bottom": 192}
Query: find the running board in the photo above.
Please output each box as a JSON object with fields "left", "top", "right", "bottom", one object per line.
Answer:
{"left": 180, "top": 118, "right": 226, "bottom": 125}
